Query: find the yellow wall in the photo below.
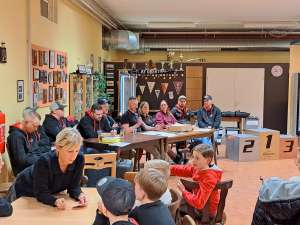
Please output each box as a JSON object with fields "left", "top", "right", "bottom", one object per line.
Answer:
{"left": 31, "top": 0, "right": 104, "bottom": 117}
{"left": 109, "top": 50, "right": 289, "bottom": 63}
{"left": 0, "top": 0, "right": 29, "bottom": 179}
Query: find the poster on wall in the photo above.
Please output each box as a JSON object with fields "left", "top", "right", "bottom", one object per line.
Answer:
{"left": 17, "top": 80, "right": 24, "bottom": 102}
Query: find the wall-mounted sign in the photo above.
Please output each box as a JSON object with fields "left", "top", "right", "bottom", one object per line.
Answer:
{"left": 17, "top": 80, "right": 24, "bottom": 102}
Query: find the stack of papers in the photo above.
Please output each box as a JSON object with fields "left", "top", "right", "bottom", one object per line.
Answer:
{"left": 142, "top": 131, "right": 177, "bottom": 137}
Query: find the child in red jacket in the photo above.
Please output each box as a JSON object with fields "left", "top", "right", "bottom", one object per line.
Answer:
{"left": 171, "top": 144, "right": 222, "bottom": 219}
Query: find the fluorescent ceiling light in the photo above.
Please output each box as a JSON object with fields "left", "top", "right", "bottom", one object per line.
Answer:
{"left": 147, "top": 22, "right": 197, "bottom": 29}
{"left": 243, "top": 21, "right": 300, "bottom": 29}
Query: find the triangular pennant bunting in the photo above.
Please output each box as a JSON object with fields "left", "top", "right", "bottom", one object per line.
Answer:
{"left": 155, "top": 89, "right": 160, "bottom": 99}
{"left": 169, "top": 91, "right": 174, "bottom": 100}
{"left": 161, "top": 83, "right": 169, "bottom": 94}
{"left": 173, "top": 81, "right": 183, "bottom": 95}
{"left": 147, "top": 81, "right": 155, "bottom": 94}
{"left": 139, "top": 85, "right": 146, "bottom": 95}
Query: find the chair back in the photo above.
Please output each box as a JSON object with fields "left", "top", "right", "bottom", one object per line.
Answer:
{"left": 168, "top": 188, "right": 182, "bottom": 220}
{"left": 123, "top": 171, "right": 137, "bottom": 184}
{"left": 84, "top": 153, "right": 117, "bottom": 177}
{"left": 182, "top": 215, "right": 197, "bottom": 225}
{"left": 180, "top": 179, "right": 233, "bottom": 225}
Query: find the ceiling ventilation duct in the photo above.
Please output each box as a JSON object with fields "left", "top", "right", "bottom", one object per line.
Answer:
{"left": 110, "top": 30, "right": 140, "bottom": 50}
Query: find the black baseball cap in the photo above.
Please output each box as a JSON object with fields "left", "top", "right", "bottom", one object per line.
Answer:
{"left": 203, "top": 95, "right": 213, "bottom": 101}
{"left": 96, "top": 177, "right": 135, "bottom": 216}
{"left": 97, "top": 98, "right": 109, "bottom": 105}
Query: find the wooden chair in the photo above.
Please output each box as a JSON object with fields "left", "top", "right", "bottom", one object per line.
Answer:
{"left": 182, "top": 215, "right": 197, "bottom": 225}
{"left": 123, "top": 171, "right": 137, "bottom": 184}
{"left": 84, "top": 153, "right": 117, "bottom": 177}
{"left": 168, "top": 188, "right": 182, "bottom": 220}
{"left": 180, "top": 179, "right": 233, "bottom": 225}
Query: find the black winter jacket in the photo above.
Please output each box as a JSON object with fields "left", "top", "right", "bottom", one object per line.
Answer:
{"left": 7, "top": 125, "right": 51, "bottom": 176}
{"left": 77, "top": 112, "right": 111, "bottom": 139}
{"left": 252, "top": 177, "right": 300, "bottom": 225}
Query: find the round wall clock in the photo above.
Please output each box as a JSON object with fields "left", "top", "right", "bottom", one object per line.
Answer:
{"left": 271, "top": 65, "right": 283, "bottom": 77}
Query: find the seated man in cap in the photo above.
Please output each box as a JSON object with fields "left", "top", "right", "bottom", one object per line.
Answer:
{"left": 93, "top": 177, "right": 137, "bottom": 225}
{"left": 42, "top": 101, "right": 77, "bottom": 144}
{"left": 171, "top": 95, "right": 190, "bottom": 124}
{"left": 97, "top": 98, "right": 119, "bottom": 131}
{"left": 0, "top": 154, "right": 13, "bottom": 217}
{"left": 194, "top": 95, "right": 221, "bottom": 145}
{"left": 7, "top": 108, "right": 51, "bottom": 176}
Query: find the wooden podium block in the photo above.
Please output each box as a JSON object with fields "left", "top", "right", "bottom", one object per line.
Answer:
{"left": 279, "top": 135, "right": 298, "bottom": 159}
{"left": 226, "top": 134, "right": 259, "bottom": 161}
{"left": 245, "top": 128, "right": 280, "bottom": 160}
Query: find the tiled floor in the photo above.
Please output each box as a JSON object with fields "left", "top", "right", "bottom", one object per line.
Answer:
{"left": 169, "top": 150, "right": 300, "bottom": 225}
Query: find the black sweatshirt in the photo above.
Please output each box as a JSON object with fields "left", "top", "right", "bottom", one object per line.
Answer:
{"left": 0, "top": 198, "right": 12, "bottom": 217}
{"left": 14, "top": 151, "right": 84, "bottom": 206}
{"left": 42, "top": 114, "right": 66, "bottom": 143}
{"left": 7, "top": 125, "right": 51, "bottom": 176}
{"left": 129, "top": 200, "right": 175, "bottom": 225}
{"left": 93, "top": 211, "right": 135, "bottom": 225}
{"left": 77, "top": 111, "right": 111, "bottom": 139}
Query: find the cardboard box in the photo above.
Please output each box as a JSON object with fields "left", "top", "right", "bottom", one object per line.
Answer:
{"left": 227, "top": 134, "right": 259, "bottom": 161}
{"left": 279, "top": 135, "right": 298, "bottom": 159}
{"left": 245, "top": 128, "right": 280, "bottom": 160}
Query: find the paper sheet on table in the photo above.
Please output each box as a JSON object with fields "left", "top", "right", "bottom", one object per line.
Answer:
{"left": 109, "top": 142, "right": 131, "bottom": 147}
{"left": 142, "top": 131, "right": 177, "bottom": 137}
{"left": 193, "top": 128, "right": 213, "bottom": 132}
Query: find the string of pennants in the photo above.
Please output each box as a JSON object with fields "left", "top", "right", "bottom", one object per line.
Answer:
{"left": 138, "top": 81, "right": 184, "bottom": 99}
{"left": 130, "top": 69, "right": 184, "bottom": 81}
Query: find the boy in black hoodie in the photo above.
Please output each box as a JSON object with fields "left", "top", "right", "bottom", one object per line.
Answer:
{"left": 130, "top": 168, "right": 175, "bottom": 225}
{"left": 77, "top": 104, "right": 112, "bottom": 139}
{"left": 0, "top": 155, "right": 12, "bottom": 217}
{"left": 7, "top": 108, "right": 50, "bottom": 176}
{"left": 93, "top": 177, "right": 137, "bottom": 225}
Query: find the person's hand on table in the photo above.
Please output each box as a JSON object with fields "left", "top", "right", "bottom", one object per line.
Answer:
{"left": 78, "top": 193, "right": 88, "bottom": 206}
{"left": 55, "top": 198, "right": 66, "bottom": 210}
{"left": 112, "top": 123, "right": 118, "bottom": 128}
{"left": 110, "top": 129, "right": 117, "bottom": 136}
{"left": 177, "top": 180, "right": 186, "bottom": 193}
{"left": 154, "top": 124, "right": 162, "bottom": 131}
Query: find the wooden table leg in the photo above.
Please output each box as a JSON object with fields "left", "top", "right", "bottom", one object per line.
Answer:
{"left": 211, "top": 133, "right": 218, "bottom": 165}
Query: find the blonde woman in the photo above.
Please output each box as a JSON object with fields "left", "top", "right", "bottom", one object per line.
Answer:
{"left": 10, "top": 128, "right": 87, "bottom": 209}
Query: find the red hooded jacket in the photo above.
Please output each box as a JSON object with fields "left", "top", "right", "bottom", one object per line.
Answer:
{"left": 171, "top": 164, "right": 222, "bottom": 215}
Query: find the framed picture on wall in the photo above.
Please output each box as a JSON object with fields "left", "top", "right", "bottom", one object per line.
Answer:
{"left": 17, "top": 80, "right": 24, "bottom": 102}
{"left": 48, "top": 71, "right": 53, "bottom": 85}
{"left": 33, "top": 69, "right": 39, "bottom": 81}
{"left": 44, "top": 50, "right": 49, "bottom": 66}
{"left": 32, "top": 49, "right": 38, "bottom": 66}
{"left": 38, "top": 51, "right": 44, "bottom": 66}
{"left": 42, "top": 89, "right": 48, "bottom": 104}
{"left": 49, "top": 86, "right": 53, "bottom": 102}
{"left": 49, "top": 50, "right": 55, "bottom": 69}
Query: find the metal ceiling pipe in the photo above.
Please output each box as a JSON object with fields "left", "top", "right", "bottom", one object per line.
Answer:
{"left": 70, "top": 0, "right": 125, "bottom": 29}
{"left": 142, "top": 39, "right": 291, "bottom": 49}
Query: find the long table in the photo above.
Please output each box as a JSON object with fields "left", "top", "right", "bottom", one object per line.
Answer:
{"left": 83, "top": 129, "right": 215, "bottom": 162}
{"left": 83, "top": 133, "right": 165, "bottom": 159}
{"left": 141, "top": 129, "right": 215, "bottom": 162}
{"left": 0, "top": 188, "right": 98, "bottom": 225}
